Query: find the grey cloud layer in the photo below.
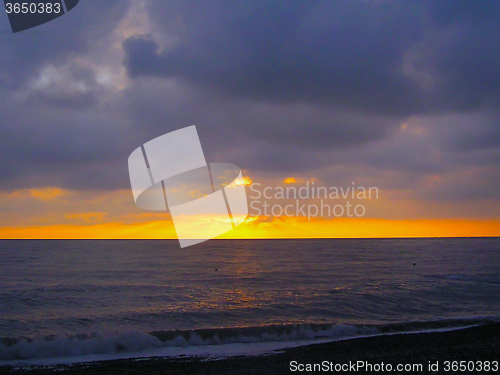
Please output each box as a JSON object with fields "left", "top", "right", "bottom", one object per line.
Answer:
{"left": 0, "top": 2, "right": 127, "bottom": 89}
{"left": 123, "top": 1, "right": 500, "bottom": 116}
{"left": 0, "top": 0, "right": 498, "bottom": 211}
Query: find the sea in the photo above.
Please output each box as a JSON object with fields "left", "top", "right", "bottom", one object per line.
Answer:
{"left": 0, "top": 238, "right": 499, "bottom": 365}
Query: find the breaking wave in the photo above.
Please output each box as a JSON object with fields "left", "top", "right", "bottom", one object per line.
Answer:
{"left": 1, "top": 317, "right": 497, "bottom": 362}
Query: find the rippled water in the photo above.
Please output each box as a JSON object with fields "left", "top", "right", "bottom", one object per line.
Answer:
{"left": 0, "top": 238, "right": 499, "bottom": 361}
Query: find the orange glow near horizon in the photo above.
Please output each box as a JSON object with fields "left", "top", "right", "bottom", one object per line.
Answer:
{"left": 0, "top": 217, "right": 498, "bottom": 239}
{"left": 0, "top": 186, "right": 499, "bottom": 240}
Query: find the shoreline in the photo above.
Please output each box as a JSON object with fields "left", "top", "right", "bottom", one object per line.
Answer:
{"left": 2, "top": 323, "right": 499, "bottom": 374}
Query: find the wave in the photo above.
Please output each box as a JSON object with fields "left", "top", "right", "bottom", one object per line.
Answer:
{"left": 1, "top": 317, "right": 498, "bottom": 363}
{"left": 443, "top": 274, "right": 500, "bottom": 285}
{"left": 427, "top": 273, "right": 500, "bottom": 285}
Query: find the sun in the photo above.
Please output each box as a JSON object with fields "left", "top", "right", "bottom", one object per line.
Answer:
{"left": 225, "top": 176, "right": 253, "bottom": 188}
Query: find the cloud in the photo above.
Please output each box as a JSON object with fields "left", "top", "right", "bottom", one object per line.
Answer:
{"left": 0, "top": 0, "right": 498, "bottom": 223}
{"left": 122, "top": 1, "right": 423, "bottom": 115}
{"left": 123, "top": 1, "right": 500, "bottom": 116}
{"left": 0, "top": 1, "right": 130, "bottom": 89}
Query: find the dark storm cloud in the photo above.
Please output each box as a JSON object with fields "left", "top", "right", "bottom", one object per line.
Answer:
{"left": 0, "top": 0, "right": 136, "bottom": 190}
{"left": 0, "top": 0, "right": 499, "bottom": 215}
{"left": 119, "top": 0, "right": 500, "bottom": 204}
{"left": 0, "top": 96, "right": 134, "bottom": 189}
{"left": 123, "top": 1, "right": 424, "bottom": 115}
{"left": 434, "top": 114, "right": 500, "bottom": 153}
{"left": 0, "top": 1, "right": 128, "bottom": 89}
{"left": 122, "top": 1, "right": 500, "bottom": 117}
{"left": 121, "top": 79, "right": 402, "bottom": 152}
{"left": 427, "top": 0, "right": 500, "bottom": 27}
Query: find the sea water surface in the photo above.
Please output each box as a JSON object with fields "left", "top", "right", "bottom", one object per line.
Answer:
{"left": 0, "top": 238, "right": 499, "bottom": 364}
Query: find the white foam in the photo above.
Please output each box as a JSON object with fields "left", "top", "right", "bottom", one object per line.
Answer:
{"left": 0, "top": 324, "right": 369, "bottom": 366}
{"left": 0, "top": 323, "right": 485, "bottom": 367}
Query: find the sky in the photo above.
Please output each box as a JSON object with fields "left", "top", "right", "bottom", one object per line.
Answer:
{"left": 0, "top": 0, "right": 499, "bottom": 239}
